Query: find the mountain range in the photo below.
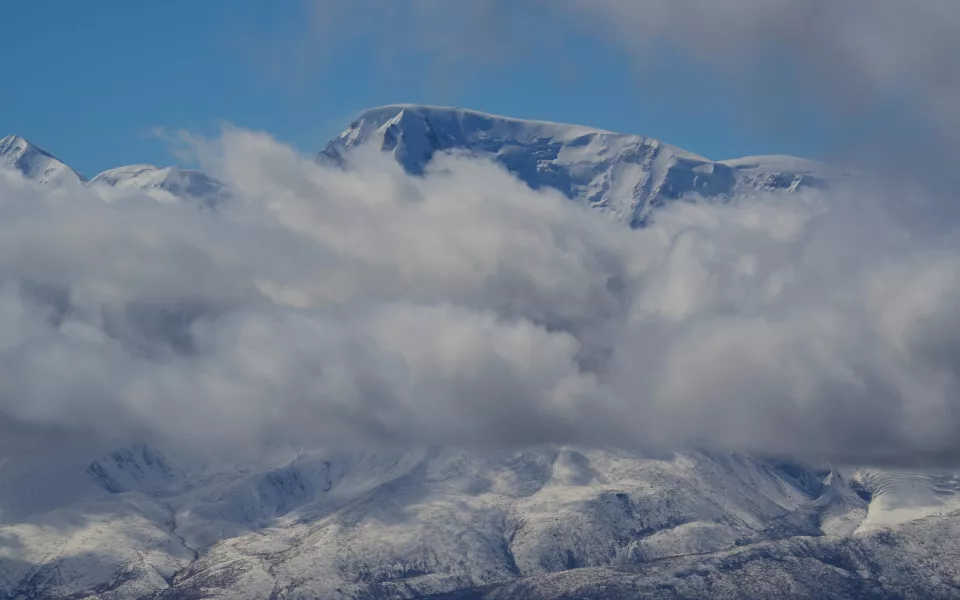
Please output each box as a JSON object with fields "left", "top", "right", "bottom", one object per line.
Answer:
{"left": 3, "top": 106, "right": 854, "bottom": 225}
{"left": 0, "top": 134, "right": 226, "bottom": 207}
{"left": 319, "top": 105, "right": 855, "bottom": 226}
{"left": 1, "top": 107, "right": 958, "bottom": 600}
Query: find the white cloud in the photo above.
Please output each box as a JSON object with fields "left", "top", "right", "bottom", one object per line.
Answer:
{"left": 0, "top": 129, "right": 958, "bottom": 465}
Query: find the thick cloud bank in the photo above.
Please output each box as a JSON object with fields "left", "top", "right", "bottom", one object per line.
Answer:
{"left": 0, "top": 131, "right": 958, "bottom": 465}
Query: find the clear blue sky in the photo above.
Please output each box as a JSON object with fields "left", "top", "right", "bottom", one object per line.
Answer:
{"left": 2, "top": 0, "right": 843, "bottom": 177}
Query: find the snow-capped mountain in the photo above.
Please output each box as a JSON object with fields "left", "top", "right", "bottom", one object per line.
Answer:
{"left": 4, "top": 106, "right": 850, "bottom": 222}
{"left": 0, "top": 134, "right": 86, "bottom": 187}
{"left": 1, "top": 110, "right": 958, "bottom": 599}
{"left": 320, "top": 105, "right": 853, "bottom": 226}
{"left": 0, "top": 135, "right": 227, "bottom": 206}
{"left": 90, "top": 164, "right": 229, "bottom": 207}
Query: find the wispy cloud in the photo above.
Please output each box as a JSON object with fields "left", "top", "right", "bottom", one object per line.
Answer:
{"left": 295, "top": 0, "right": 960, "bottom": 181}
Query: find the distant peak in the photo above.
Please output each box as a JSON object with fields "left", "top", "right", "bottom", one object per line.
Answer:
{"left": 0, "top": 133, "right": 86, "bottom": 184}
{"left": 0, "top": 133, "right": 50, "bottom": 156}
{"left": 0, "top": 133, "right": 68, "bottom": 164}
{"left": 111, "top": 163, "right": 160, "bottom": 171}
{"left": 0, "top": 133, "right": 27, "bottom": 145}
{"left": 92, "top": 164, "right": 160, "bottom": 177}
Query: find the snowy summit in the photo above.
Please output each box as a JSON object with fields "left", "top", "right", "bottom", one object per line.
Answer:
{"left": 320, "top": 105, "right": 845, "bottom": 226}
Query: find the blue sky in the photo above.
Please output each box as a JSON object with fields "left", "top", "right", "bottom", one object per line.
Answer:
{"left": 1, "top": 1, "right": 847, "bottom": 177}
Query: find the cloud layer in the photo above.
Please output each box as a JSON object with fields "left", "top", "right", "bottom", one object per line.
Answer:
{"left": 0, "top": 131, "right": 958, "bottom": 465}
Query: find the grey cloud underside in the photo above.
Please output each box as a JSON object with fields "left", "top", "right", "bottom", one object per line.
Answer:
{"left": 1, "top": 108, "right": 960, "bottom": 598}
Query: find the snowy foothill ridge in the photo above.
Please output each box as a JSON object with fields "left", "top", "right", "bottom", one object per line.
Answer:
{"left": 3, "top": 441, "right": 960, "bottom": 599}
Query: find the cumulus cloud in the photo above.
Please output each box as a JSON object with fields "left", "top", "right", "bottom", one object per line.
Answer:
{"left": 0, "top": 130, "right": 958, "bottom": 465}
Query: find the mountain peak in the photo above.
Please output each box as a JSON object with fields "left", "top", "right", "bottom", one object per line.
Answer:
{"left": 1, "top": 134, "right": 57, "bottom": 164}
{"left": 90, "top": 164, "right": 230, "bottom": 207}
{"left": 0, "top": 133, "right": 86, "bottom": 185}
{"left": 1, "top": 133, "right": 30, "bottom": 147}
{"left": 355, "top": 104, "right": 618, "bottom": 136}
{"left": 319, "top": 104, "right": 837, "bottom": 226}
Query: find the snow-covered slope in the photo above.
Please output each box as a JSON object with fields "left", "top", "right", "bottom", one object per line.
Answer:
{"left": 0, "top": 134, "right": 86, "bottom": 186}
{"left": 319, "top": 105, "right": 851, "bottom": 226}
{"left": 0, "top": 444, "right": 873, "bottom": 599}
{"left": 3, "top": 442, "right": 959, "bottom": 599}
{"left": 5, "top": 107, "right": 848, "bottom": 221}
{"left": 90, "top": 164, "right": 229, "bottom": 207}
{"left": 851, "top": 468, "right": 960, "bottom": 532}
{"left": 0, "top": 135, "right": 227, "bottom": 207}
{"left": 431, "top": 513, "right": 960, "bottom": 600}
